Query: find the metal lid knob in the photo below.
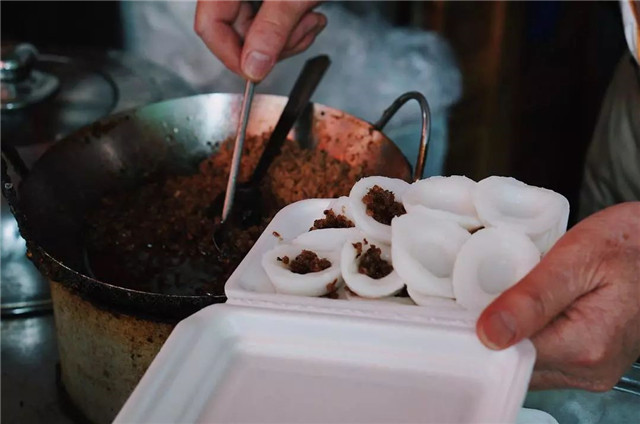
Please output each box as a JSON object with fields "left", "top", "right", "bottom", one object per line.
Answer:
{"left": 1, "top": 43, "right": 59, "bottom": 110}
{"left": 1, "top": 43, "right": 38, "bottom": 82}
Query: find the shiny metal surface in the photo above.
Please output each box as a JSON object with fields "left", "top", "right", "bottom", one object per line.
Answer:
{"left": 373, "top": 91, "right": 431, "bottom": 181}
{"left": 1, "top": 43, "right": 60, "bottom": 110}
{"left": 222, "top": 80, "right": 256, "bottom": 223}
{"left": 0, "top": 43, "right": 38, "bottom": 79}
{"left": 215, "top": 55, "right": 332, "bottom": 245}
{"left": 2, "top": 48, "right": 194, "bottom": 148}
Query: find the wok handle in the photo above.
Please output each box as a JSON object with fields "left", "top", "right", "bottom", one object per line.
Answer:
{"left": 1, "top": 144, "right": 29, "bottom": 179}
{"left": 373, "top": 91, "right": 431, "bottom": 182}
{"left": 1, "top": 156, "right": 29, "bottom": 240}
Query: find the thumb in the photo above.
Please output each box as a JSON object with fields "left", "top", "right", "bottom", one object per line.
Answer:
{"left": 476, "top": 233, "right": 595, "bottom": 350}
{"left": 241, "top": 1, "right": 320, "bottom": 81}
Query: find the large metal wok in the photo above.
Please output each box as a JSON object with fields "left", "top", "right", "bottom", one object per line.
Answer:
{"left": 8, "top": 91, "right": 430, "bottom": 319}
{"left": 2, "top": 91, "right": 430, "bottom": 423}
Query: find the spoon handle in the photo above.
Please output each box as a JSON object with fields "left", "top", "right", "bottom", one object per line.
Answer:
{"left": 221, "top": 80, "right": 255, "bottom": 223}
{"left": 250, "top": 55, "right": 331, "bottom": 185}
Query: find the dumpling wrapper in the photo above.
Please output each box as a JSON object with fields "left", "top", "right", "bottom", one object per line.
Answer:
{"left": 327, "top": 196, "right": 355, "bottom": 222}
{"left": 309, "top": 196, "right": 356, "bottom": 231}
{"left": 343, "top": 286, "right": 416, "bottom": 305}
{"left": 452, "top": 227, "right": 540, "bottom": 312}
{"left": 473, "top": 176, "right": 569, "bottom": 254}
{"left": 292, "top": 227, "right": 360, "bottom": 252}
{"left": 341, "top": 236, "right": 404, "bottom": 298}
{"left": 406, "top": 286, "right": 460, "bottom": 308}
{"left": 349, "top": 176, "right": 410, "bottom": 244}
{"left": 262, "top": 244, "right": 342, "bottom": 297}
{"left": 392, "top": 212, "right": 470, "bottom": 299}
{"left": 402, "top": 175, "right": 482, "bottom": 231}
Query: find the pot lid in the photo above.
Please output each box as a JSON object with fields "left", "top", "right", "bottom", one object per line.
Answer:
{"left": 1, "top": 43, "right": 60, "bottom": 110}
{"left": 1, "top": 42, "right": 194, "bottom": 148}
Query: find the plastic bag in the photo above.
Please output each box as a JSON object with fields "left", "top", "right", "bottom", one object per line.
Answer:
{"left": 120, "top": 1, "right": 462, "bottom": 176}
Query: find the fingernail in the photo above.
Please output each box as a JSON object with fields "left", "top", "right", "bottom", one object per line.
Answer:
{"left": 242, "top": 50, "right": 273, "bottom": 81}
{"left": 301, "top": 15, "right": 322, "bottom": 35}
{"left": 313, "top": 20, "right": 327, "bottom": 36}
{"left": 478, "top": 311, "right": 517, "bottom": 350}
{"left": 316, "top": 15, "right": 327, "bottom": 31}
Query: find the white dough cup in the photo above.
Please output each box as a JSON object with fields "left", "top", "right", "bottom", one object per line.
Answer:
{"left": 261, "top": 175, "right": 566, "bottom": 314}
{"left": 348, "top": 176, "right": 410, "bottom": 244}
{"left": 341, "top": 235, "right": 404, "bottom": 299}
{"left": 391, "top": 211, "right": 470, "bottom": 299}
{"left": 402, "top": 175, "right": 482, "bottom": 231}
{"left": 452, "top": 227, "right": 540, "bottom": 312}
{"left": 473, "top": 176, "right": 570, "bottom": 254}
{"left": 406, "top": 286, "right": 460, "bottom": 308}
{"left": 343, "top": 286, "right": 416, "bottom": 305}
{"left": 262, "top": 244, "right": 343, "bottom": 297}
{"left": 292, "top": 227, "right": 360, "bottom": 251}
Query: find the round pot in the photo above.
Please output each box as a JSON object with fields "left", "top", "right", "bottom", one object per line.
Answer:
{"left": 3, "top": 91, "right": 430, "bottom": 423}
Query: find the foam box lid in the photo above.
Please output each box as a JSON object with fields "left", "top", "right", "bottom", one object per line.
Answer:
{"left": 115, "top": 200, "right": 536, "bottom": 424}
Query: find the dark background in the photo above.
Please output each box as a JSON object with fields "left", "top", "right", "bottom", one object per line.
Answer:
{"left": 2, "top": 1, "right": 629, "bottom": 225}
{"left": 2, "top": 1, "right": 124, "bottom": 49}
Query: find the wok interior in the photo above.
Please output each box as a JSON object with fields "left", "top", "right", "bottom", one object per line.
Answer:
{"left": 18, "top": 93, "right": 411, "bottom": 298}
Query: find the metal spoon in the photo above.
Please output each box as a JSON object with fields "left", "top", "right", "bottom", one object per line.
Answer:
{"left": 220, "top": 79, "right": 255, "bottom": 225}
{"left": 213, "top": 55, "right": 331, "bottom": 252}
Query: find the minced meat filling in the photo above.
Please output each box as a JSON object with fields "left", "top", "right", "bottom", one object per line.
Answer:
{"left": 288, "top": 250, "right": 331, "bottom": 274}
{"left": 362, "top": 185, "right": 406, "bottom": 225}
{"left": 358, "top": 245, "right": 393, "bottom": 279}
{"left": 311, "top": 209, "right": 355, "bottom": 230}
{"left": 395, "top": 286, "right": 409, "bottom": 298}
{"left": 353, "top": 242, "right": 363, "bottom": 258}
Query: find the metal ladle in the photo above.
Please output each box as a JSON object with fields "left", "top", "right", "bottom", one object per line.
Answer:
{"left": 218, "top": 79, "right": 255, "bottom": 226}
{"left": 213, "top": 55, "right": 331, "bottom": 252}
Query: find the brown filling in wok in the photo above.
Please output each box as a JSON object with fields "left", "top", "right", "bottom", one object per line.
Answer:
{"left": 362, "top": 185, "right": 406, "bottom": 225}
{"left": 83, "top": 134, "right": 366, "bottom": 296}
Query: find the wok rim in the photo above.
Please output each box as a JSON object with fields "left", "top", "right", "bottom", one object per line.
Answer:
{"left": 19, "top": 92, "right": 410, "bottom": 318}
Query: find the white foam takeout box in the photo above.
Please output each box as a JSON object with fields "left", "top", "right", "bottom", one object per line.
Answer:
{"left": 115, "top": 199, "right": 537, "bottom": 424}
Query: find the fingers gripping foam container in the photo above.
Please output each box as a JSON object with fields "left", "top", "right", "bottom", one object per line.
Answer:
{"left": 115, "top": 199, "right": 537, "bottom": 424}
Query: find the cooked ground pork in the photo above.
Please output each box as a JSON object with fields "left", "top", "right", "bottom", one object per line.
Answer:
{"left": 311, "top": 209, "right": 355, "bottom": 230}
{"left": 358, "top": 245, "right": 393, "bottom": 279}
{"left": 362, "top": 185, "right": 406, "bottom": 225}
{"left": 288, "top": 250, "right": 332, "bottom": 274}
